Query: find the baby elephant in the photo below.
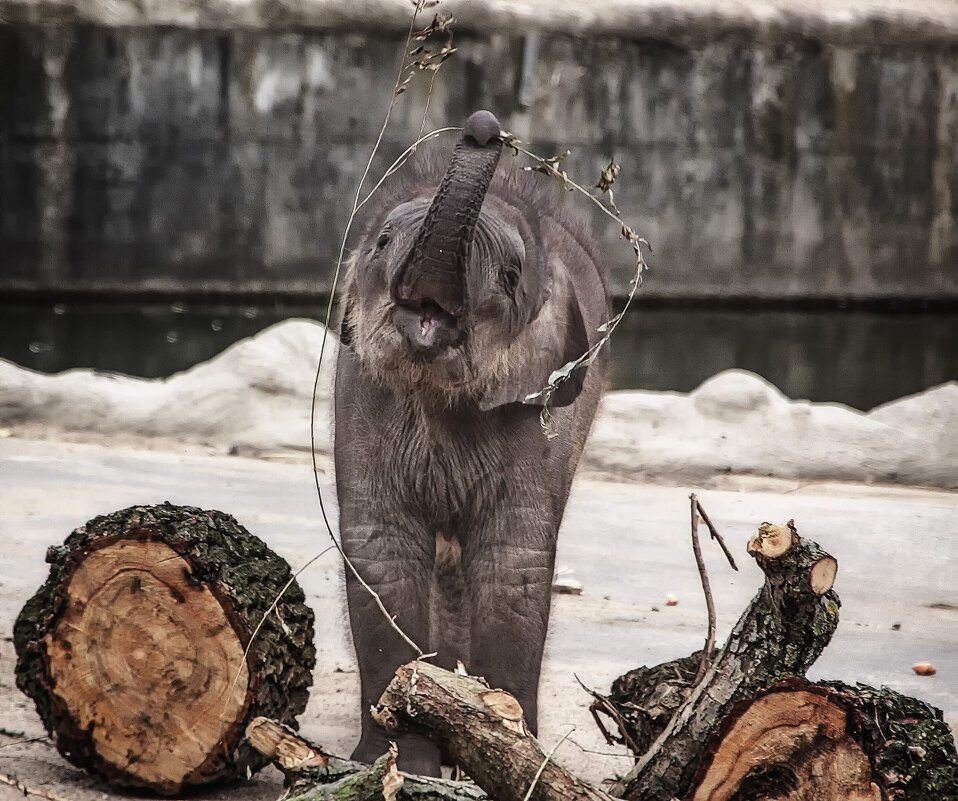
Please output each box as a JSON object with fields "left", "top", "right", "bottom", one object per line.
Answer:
{"left": 334, "top": 110, "right": 608, "bottom": 776}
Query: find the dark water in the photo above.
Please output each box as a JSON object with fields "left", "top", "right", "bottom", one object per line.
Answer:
{"left": 1, "top": 301, "right": 956, "bottom": 411}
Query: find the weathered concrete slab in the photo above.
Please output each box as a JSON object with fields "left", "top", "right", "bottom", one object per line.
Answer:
{"left": 3, "top": 1, "right": 958, "bottom": 300}
{"left": 4, "top": 0, "right": 958, "bottom": 44}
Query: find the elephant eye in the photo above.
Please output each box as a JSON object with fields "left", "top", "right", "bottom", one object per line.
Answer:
{"left": 500, "top": 260, "right": 521, "bottom": 293}
{"left": 375, "top": 230, "right": 390, "bottom": 251}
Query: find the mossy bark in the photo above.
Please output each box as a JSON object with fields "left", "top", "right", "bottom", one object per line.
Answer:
{"left": 682, "top": 678, "right": 958, "bottom": 800}
{"left": 247, "top": 717, "right": 489, "bottom": 801}
{"left": 817, "top": 680, "right": 958, "bottom": 801}
{"left": 13, "top": 503, "right": 316, "bottom": 795}
{"left": 376, "top": 662, "right": 615, "bottom": 801}
{"left": 611, "top": 523, "right": 841, "bottom": 800}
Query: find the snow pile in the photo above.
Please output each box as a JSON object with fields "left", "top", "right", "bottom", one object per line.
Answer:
{"left": 1, "top": 319, "right": 955, "bottom": 488}
{"left": 587, "top": 371, "right": 957, "bottom": 488}
{"left": 0, "top": 320, "right": 336, "bottom": 454}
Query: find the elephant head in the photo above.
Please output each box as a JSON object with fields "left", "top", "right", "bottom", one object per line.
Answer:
{"left": 341, "top": 110, "right": 600, "bottom": 410}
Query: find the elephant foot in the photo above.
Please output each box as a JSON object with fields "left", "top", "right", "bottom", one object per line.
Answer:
{"left": 352, "top": 729, "right": 442, "bottom": 778}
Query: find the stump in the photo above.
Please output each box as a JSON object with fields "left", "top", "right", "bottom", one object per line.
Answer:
{"left": 13, "top": 503, "right": 316, "bottom": 795}
{"left": 692, "top": 679, "right": 958, "bottom": 801}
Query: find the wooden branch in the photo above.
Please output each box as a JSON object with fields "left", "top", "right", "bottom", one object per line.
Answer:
{"left": 693, "top": 498, "right": 738, "bottom": 571}
{"left": 612, "top": 521, "right": 841, "bottom": 801}
{"left": 375, "top": 662, "right": 616, "bottom": 801}
{"left": 246, "top": 716, "right": 488, "bottom": 801}
{"left": 597, "top": 651, "right": 707, "bottom": 759}
{"left": 688, "top": 493, "right": 717, "bottom": 684}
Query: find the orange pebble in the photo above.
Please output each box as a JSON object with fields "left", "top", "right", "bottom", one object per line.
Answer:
{"left": 912, "top": 662, "right": 937, "bottom": 676}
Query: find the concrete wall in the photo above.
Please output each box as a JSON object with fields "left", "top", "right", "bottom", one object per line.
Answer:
{"left": 2, "top": 2, "right": 957, "bottom": 300}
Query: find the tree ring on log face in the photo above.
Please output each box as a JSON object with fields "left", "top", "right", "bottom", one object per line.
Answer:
{"left": 747, "top": 521, "right": 797, "bottom": 559}
{"left": 809, "top": 556, "right": 838, "bottom": 595}
{"left": 15, "top": 503, "right": 315, "bottom": 795}
{"left": 44, "top": 539, "right": 250, "bottom": 787}
{"left": 693, "top": 689, "right": 881, "bottom": 801}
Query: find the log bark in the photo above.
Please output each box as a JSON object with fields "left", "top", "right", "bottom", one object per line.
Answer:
{"left": 246, "top": 717, "right": 489, "bottom": 801}
{"left": 13, "top": 503, "right": 316, "bottom": 795}
{"left": 376, "top": 662, "right": 615, "bottom": 801}
{"left": 611, "top": 520, "right": 841, "bottom": 800}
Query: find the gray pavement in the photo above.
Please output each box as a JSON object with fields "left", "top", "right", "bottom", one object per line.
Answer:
{"left": 1, "top": 434, "right": 956, "bottom": 799}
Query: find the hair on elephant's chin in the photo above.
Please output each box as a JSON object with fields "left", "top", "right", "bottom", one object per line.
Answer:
{"left": 352, "top": 316, "right": 475, "bottom": 408}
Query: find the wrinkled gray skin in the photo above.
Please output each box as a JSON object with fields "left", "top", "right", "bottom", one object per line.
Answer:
{"left": 334, "top": 110, "right": 608, "bottom": 776}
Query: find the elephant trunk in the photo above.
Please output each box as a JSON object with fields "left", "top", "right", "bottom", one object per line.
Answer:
{"left": 396, "top": 110, "right": 503, "bottom": 317}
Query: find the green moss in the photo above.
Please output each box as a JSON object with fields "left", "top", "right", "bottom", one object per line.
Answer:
{"left": 823, "top": 597, "right": 840, "bottom": 620}
{"left": 821, "top": 682, "right": 958, "bottom": 801}
{"left": 783, "top": 644, "right": 799, "bottom": 670}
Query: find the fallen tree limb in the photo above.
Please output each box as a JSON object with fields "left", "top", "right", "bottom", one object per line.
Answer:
{"left": 610, "top": 520, "right": 841, "bottom": 800}
{"left": 375, "top": 662, "right": 616, "bottom": 801}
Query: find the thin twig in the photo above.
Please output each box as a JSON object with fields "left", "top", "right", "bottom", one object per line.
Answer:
{"left": 566, "top": 737, "right": 636, "bottom": 759}
{"left": 690, "top": 493, "right": 716, "bottom": 686}
{"left": 500, "top": 138, "right": 651, "bottom": 434}
{"left": 575, "top": 674, "right": 642, "bottom": 756}
{"left": 589, "top": 698, "right": 642, "bottom": 757}
{"left": 694, "top": 498, "right": 738, "bottom": 571}
{"left": 521, "top": 726, "right": 575, "bottom": 801}
{"left": 356, "top": 126, "right": 460, "bottom": 213}
{"left": 0, "top": 734, "right": 50, "bottom": 748}
{"left": 410, "top": 19, "right": 453, "bottom": 146}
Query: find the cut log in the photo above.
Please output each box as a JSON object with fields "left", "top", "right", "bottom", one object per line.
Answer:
{"left": 375, "top": 662, "right": 615, "bottom": 801}
{"left": 13, "top": 503, "right": 316, "bottom": 795}
{"left": 611, "top": 520, "right": 842, "bottom": 800}
{"left": 691, "top": 678, "right": 958, "bottom": 801}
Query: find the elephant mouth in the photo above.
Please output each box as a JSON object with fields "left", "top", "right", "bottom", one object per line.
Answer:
{"left": 391, "top": 299, "right": 462, "bottom": 356}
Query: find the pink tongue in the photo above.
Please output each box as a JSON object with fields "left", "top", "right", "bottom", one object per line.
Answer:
{"left": 419, "top": 313, "right": 438, "bottom": 344}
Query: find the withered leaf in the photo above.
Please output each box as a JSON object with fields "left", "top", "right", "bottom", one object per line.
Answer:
{"left": 595, "top": 158, "right": 621, "bottom": 193}
{"left": 382, "top": 743, "right": 404, "bottom": 801}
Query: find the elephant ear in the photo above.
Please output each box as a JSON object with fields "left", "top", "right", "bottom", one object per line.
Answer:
{"left": 478, "top": 261, "right": 594, "bottom": 411}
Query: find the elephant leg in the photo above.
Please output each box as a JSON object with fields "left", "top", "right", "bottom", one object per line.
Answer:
{"left": 463, "top": 520, "right": 557, "bottom": 735}
{"left": 342, "top": 522, "right": 441, "bottom": 776}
